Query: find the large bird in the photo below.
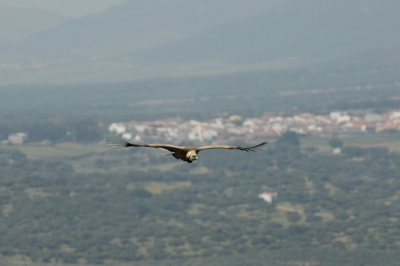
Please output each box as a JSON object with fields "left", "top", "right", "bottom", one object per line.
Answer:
{"left": 108, "top": 137, "right": 268, "bottom": 163}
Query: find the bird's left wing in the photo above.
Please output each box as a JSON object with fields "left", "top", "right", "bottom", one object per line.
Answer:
{"left": 196, "top": 141, "right": 268, "bottom": 152}
{"left": 107, "top": 137, "right": 183, "bottom": 152}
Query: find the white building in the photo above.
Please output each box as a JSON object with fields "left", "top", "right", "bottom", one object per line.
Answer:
{"left": 108, "top": 123, "right": 126, "bottom": 134}
{"left": 389, "top": 111, "right": 400, "bottom": 119}
{"left": 8, "top": 133, "right": 28, "bottom": 144}
{"left": 365, "top": 113, "right": 385, "bottom": 123}
{"left": 330, "top": 112, "right": 351, "bottom": 124}
{"left": 121, "top": 133, "right": 133, "bottom": 140}
{"left": 333, "top": 148, "right": 342, "bottom": 154}
{"left": 202, "top": 129, "right": 218, "bottom": 141}
{"left": 258, "top": 192, "right": 278, "bottom": 203}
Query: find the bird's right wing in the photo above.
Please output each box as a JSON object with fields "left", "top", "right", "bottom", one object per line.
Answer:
{"left": 107, "top": 137, "right": 183, "bottom": 152}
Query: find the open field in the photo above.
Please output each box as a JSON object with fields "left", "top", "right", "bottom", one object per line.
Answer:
{"left": 340, "top": 132, "right": 400, "bottom": 152}
{"left": 0, "top": 142, "right": 106, "bottom": 160}
{"left": 300, "top": 132, "right": 400, "bottom": 153}
{"left": 2, "top": 132, "right": 400, "bottom": 175}
{"left": 2, "top": 131, "right": 400, "bottom": 160}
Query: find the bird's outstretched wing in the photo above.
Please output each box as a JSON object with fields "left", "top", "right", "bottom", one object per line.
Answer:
{"left": 196, "top": 141, "right": 268, "bottom": 152}
{"left": 107, "top": 137, "right": 184, "bottom": 152}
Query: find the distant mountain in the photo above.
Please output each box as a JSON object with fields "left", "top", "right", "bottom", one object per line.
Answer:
{"left": 2, "top": 0, "right": 282, "bottom": 61}
{"left": 0, "top": 7, "right": 70, "bottom": 44}
{"left": 131, "top": 0, "right": 400, "bottom": 65}
{"left": 1, "top": 0, "right": 400, "bottom": 85}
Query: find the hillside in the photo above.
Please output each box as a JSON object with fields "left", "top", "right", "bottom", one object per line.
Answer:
{"left": 132, "top": 0, "right": 400, "bottom": 65}
{"left": 0, "top": 45, "right": 399, "bottom": 123}
{"left": 12, "top": 0, "right": 400, "bottom": 63}
{"left": 1, "top": 0, "right": 399, "bottom": 85}
{"left": 1, "top": 135, "right": 400, "bottom": 264}
{"left": 1, "top": 0, "right": 281, "bottom": 61}
{"left": 0, "top": 7, "right": 69, "bottom": 44}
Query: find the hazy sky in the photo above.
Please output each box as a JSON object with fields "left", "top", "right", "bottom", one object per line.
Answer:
{"left": 0, "top": 0, "right": 127, "bottom": 18}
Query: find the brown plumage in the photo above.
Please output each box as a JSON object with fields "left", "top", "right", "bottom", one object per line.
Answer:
{"left": 107, "top": 137, "right": 268, "bottom": 163}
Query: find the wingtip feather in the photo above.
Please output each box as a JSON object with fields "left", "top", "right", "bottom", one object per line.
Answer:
{"left": 106, "top": 136, "right": 131, "bottom": 150}
{"left": 242, "top": 141, "right": 268, "bottom": 152}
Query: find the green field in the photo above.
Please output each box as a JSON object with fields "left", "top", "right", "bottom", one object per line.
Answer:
{"left": 2, "top": 131, "right": 400, "bottom": 171}
{"left": 300, "top": 132, "right": 400, "bottom": 153}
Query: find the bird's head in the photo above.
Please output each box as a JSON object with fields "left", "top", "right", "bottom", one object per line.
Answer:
{"left": 187, "top": 150, "right": 198, "bottom": 161}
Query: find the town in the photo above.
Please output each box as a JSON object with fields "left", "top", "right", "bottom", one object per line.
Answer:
{"left": 109, "top": 110, "right": 400, "bottom": 144}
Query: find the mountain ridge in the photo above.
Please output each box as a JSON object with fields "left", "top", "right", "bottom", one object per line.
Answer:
{"left": 1, "top": 0, "right": 399, "bottom": 84}
{"left": 2, "top": 0, "right": 282, "bottom": 61}
{"left": 131, "top": 0, "right": 400, "bottom": 65}
{"left": 0, "top": 7, "right": 70, "bottom": 44}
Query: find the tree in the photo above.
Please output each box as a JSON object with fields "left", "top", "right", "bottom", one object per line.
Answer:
{"left": 328, "top": 138, "right": 343, "bottom": 148}
{"left": 285, "top": 212, "right": 301, "bottom": 223}
{"left": 277, "top": 131, "right": 300, "bottom": 146}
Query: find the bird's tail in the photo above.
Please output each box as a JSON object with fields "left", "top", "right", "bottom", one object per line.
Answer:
{"left": 165, "top": 153, "right": 179, "bottom": 160}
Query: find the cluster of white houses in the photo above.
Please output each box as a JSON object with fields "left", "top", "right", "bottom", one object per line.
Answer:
{"left": 2, "top": 110, "right": 399, "bottom": 145}
{"left": 1, "top": 133, "right": 28, "bottom": 145}
{"left": 109, "top": 110, "right": 400, "bottom": 144}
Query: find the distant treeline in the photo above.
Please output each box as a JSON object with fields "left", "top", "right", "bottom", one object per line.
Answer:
{"left": 1, "top": 51, "right": 400, "bottom": 125}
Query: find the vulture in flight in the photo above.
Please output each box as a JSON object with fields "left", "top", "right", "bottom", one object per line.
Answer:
{"left": 108, "top": 137, "right": 268, "bottom": 163}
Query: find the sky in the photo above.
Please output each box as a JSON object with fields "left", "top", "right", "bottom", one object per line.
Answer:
{"left": 0, "top": 0, "right": 127, "bottom": 18}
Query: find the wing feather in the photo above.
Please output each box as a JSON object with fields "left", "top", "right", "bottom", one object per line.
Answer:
{"left": 196, "top": 141, "right": 268, "bottom": 152}
{"left": 107, "top": 137, "right": 184, "bottom": 152}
